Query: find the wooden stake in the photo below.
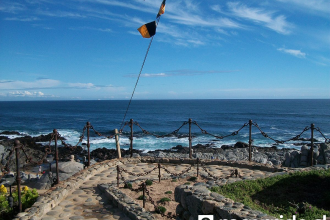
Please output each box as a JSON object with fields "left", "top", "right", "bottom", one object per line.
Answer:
{"left": 115, "top": 129, "right": 121, "bottom": 159}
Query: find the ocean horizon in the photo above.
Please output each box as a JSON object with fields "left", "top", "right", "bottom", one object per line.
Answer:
{"left": 1, "top": 99, "right": 329, "bottom": 152}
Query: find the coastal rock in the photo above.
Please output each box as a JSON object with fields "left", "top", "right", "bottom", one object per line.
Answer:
{"left": 320, "top": 143, "right": 330, "bottom": 164}
{"left": 234, "top": 142, "right": 248, "bottom": 148}
{"left": 0, "top": 131, "right": 21, "bottom": 136}
{"left": 52, "top": 157, "right": 83, "bottom": 181}
{"left": 33, "top": 171, "right": 52, "bottom": 190}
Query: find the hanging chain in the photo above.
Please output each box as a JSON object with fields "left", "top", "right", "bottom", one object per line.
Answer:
{"left": 193, "top": 121, "right": 249, "bottom": 139}
{"left": 315, "top": 127, "right": 330, "bottom": 143}
{"left": 161, "top": 164, "right": 193, "bottom": 177}
{"left": 133, "top": 121, "right": 189, "bottom": 138}
{"left": 253, "top": 123, "right": 310, "bottom": 144}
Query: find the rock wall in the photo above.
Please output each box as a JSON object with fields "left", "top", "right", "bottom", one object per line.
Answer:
{"left": 283, "top": 143, "right": 330, "bottom": 168}
{"left": 174, "top": 184, "right": 274, "bottom": 220}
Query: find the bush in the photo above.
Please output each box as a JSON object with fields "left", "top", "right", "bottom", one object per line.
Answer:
{"left": 184, "top": 182, "right": 191, "bottom": 185}
{"left": 159, "top": 197, "right": 171, "bottom": 203}
{"left": 165, "top": 191, "right": 172, "bottom": 194}
{"left": 211, "top": 169, "right": 330, "bottom": 220}
{"left": 171, "top": 179, "right": 177, "bottom": 182}
{"left": 124, "top": 183, "right": 132, "bottom": 189}
{"left": 157, "top": 206, "right": 166, "bottom": 214}
{"left": 138, "top": 195, "right": 147, "bottom": 200}
{"left": 188, "top": 176, "right": 197, "bottom": 182}
{"left": 145, "top": 180, "right": 153, "bottom": 186}
{"left": 0, "top": 186, "right": 38, "bottom": 219}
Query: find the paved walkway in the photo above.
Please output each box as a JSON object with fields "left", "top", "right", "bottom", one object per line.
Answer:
{"left": 38, "top": 162, "right": 276, "bottom": 220}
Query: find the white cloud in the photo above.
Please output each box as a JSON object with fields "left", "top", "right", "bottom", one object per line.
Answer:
{"left": 69, "top": 26, "right": 112, "bottom": 32}
{"left": 37, "top": 10, "right": 86, "bottom": 18}
{"left": 0, "top": 79, "right": 117, "bottom": 91}
{"left": 141, "top": 73, "right": 167, "bottom": 77}
{"left": 126, "top": 69, "right": 238, "bottom": 78}
{"left": 0, "top": 79, "right": 61, "bottom": 90}
{"left": 277, "top": 48, "right": 306, "bottom": 58}
{"left": 276, "top": 0, "right": 330, "bottom": 16}
{"left": 67, "top": 83, "right": 96, "bottom": 89}
{"left": 7, "top": 91, "right": 45, "bottom": 97}
{"left": 5, "top": 17, "right": 39, "bottom": 21}
{"left": 211, "top": 5, "right": 222, "bottom": 13}
{"left": 0, "top": 2, "right": 26, "bottom": 14}
{"left": 227, "top": 2, "right": 293, "bottom": 34}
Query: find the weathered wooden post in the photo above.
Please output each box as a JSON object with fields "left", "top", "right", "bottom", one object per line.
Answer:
{"left": 86, "top": 122, "right": 91, "bottom": 167}
{"left": 14, "top": 140, "right": 22, "bottom": 213}
{"left": 158, "top": 163, "right": 161, "bottom": 182}
{"left": 130, "top": 119, "right": 133, "bottom": 158}
{"left": 310, "top": 123, "right": 315, "bottom": 166}
{"left": 189, "top": 118, "right": 192, "bottom": 159}
{"left": 249, "top": 120, "right": 252, "bottom": 162}
{"left": 54, "top": 129, "right": 59, "bottom": 185}
{"left": 196, "top": 158, "right": 199, "bottom": 177}
{"left": 117, "top": 165, "right": 120, "bottom": 188}
{"left": 115, "top": 129, "right": 121, "bottom": 159}
{"left": 142, "top": 182, "right": 146, "bottom": 208}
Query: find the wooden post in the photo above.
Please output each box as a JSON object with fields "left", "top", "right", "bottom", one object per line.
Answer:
{"left": 196, "top": 158, "right": 199, "bottom": 177}
{"left": 142, "top": 183, "right": 146, "bottom": 208}
{"left": 310, "top": 123, "right": 314, "bottom": 166}
{"left": 86, "top": 122, "right": 91, "bottom": 167}
{"left": 115, "top": 129, "right": 121, "bottom": 159}
{"left": 14, "top": 140, "right": 22, "bottom": 213}
{"left": 158, "top": 163, "right": 161, "bottom": 183}
{"left": 117, "top": 165, "right": 120, "bottom": 188}
{"left": 54, "top": 129, "right": 59, "bottom": 185}
{"left": 249, "top": 120, "right": 252, "bottom": 162}
{"left": 130, "top": 119, "right": 133, "bottom": 158}
{"left": 189, "top": 118, "right": 192, "bottom": 159}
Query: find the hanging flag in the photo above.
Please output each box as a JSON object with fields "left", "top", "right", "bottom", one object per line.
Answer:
{"left": 157, "top": 0, "right": 166, "bottom": 18}
{"left": 137, "top": 0, "right": 166, "bottom": 38}
{"left": 138, "top": 21, "right": 157, "bottom": 38}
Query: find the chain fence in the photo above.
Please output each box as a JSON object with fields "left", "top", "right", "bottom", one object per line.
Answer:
{"left": 116, "top": 159, "right": 247, "bottom": 219}
{"left": 133, "top": 121, "right": 189, "bottom": 138}
{"left": 122, "top": 119, "right": 329, "bottom": 146}
{"left": 252, "top": 123, "right": 311, "bottom": 144}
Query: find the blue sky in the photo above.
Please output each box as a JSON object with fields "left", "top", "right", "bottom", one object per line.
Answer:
{"left": 0, "top": 0, "right": 329, "bottom": 100}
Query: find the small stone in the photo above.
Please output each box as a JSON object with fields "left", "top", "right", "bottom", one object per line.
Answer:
{"left": 59, "top": 212, "right": 71, "bottom": 218}
{"left": 69, "top": 216, "right": 85, "bottom": 220}
{"left": 41, "top": 217, "right": 56, "bottom": 220}
{"left": 46, "top": 211, "right": 58, "bottom": 216}
{"left": 59, "top": 200, "right": 72, "bottom": 207}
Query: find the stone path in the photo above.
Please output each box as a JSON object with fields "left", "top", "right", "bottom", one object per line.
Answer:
{"left": 36, "top": 161, "right": 277, "bottom": 220}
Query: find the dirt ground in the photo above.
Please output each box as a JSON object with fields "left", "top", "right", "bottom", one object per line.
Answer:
{"left": 120, "top": 176, "right": 208, "bottom": 220}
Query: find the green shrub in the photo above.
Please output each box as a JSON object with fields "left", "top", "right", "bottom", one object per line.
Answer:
{"left": 188, "top": 176, "right": 197, "bottom": 181}
{"left": 165, "top": 191, "right": 172, "bottom": 194}
{"left": 211, "top": 169, "right": 330, "bottom": 220}
{"left": 0, "top": 186, "right": 38, "bottom": 219}
{"left": 138, "top": 195, "right": 147, "bottom": 200}
{"left": 171, "top": 179, "right": 177, "bottom": 182}
{"left": 159, "top": 197, "right": 171, "bottom": 203}
{"left": 145, "top": 180, "right": 153, "bottom": 186}
{"left": 184, "top": 182, "right": 191, "bottom": 185}
{"left": 157, "top": 206, "right": 166, "bottom": 214}
{"left": 124, "top": 183, "right": 132, "bottom": 189}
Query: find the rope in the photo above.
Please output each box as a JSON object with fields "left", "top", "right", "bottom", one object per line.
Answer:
{"left": 120, "top": 36, "right": 154, "bottom": 130}
{"left": 120, "top": 16, "right": 162, "bottom": 130}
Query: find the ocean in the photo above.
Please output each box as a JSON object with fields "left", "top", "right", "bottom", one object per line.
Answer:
{"left": 0, "top": 99, "right": 329, "bottom": 152}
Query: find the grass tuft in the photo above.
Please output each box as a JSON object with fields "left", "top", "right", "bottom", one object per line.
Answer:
{"left": 211, "top": 169, "right": 330, "bottom": 220}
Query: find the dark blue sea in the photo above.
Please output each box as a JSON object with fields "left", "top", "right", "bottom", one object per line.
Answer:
{"left": 0, "top": 100, "right": 329, "bottom": 152}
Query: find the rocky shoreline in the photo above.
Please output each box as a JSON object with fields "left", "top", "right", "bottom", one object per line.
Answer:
{"left": 1, "top": 131, "right": 330, "bottom": 174}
